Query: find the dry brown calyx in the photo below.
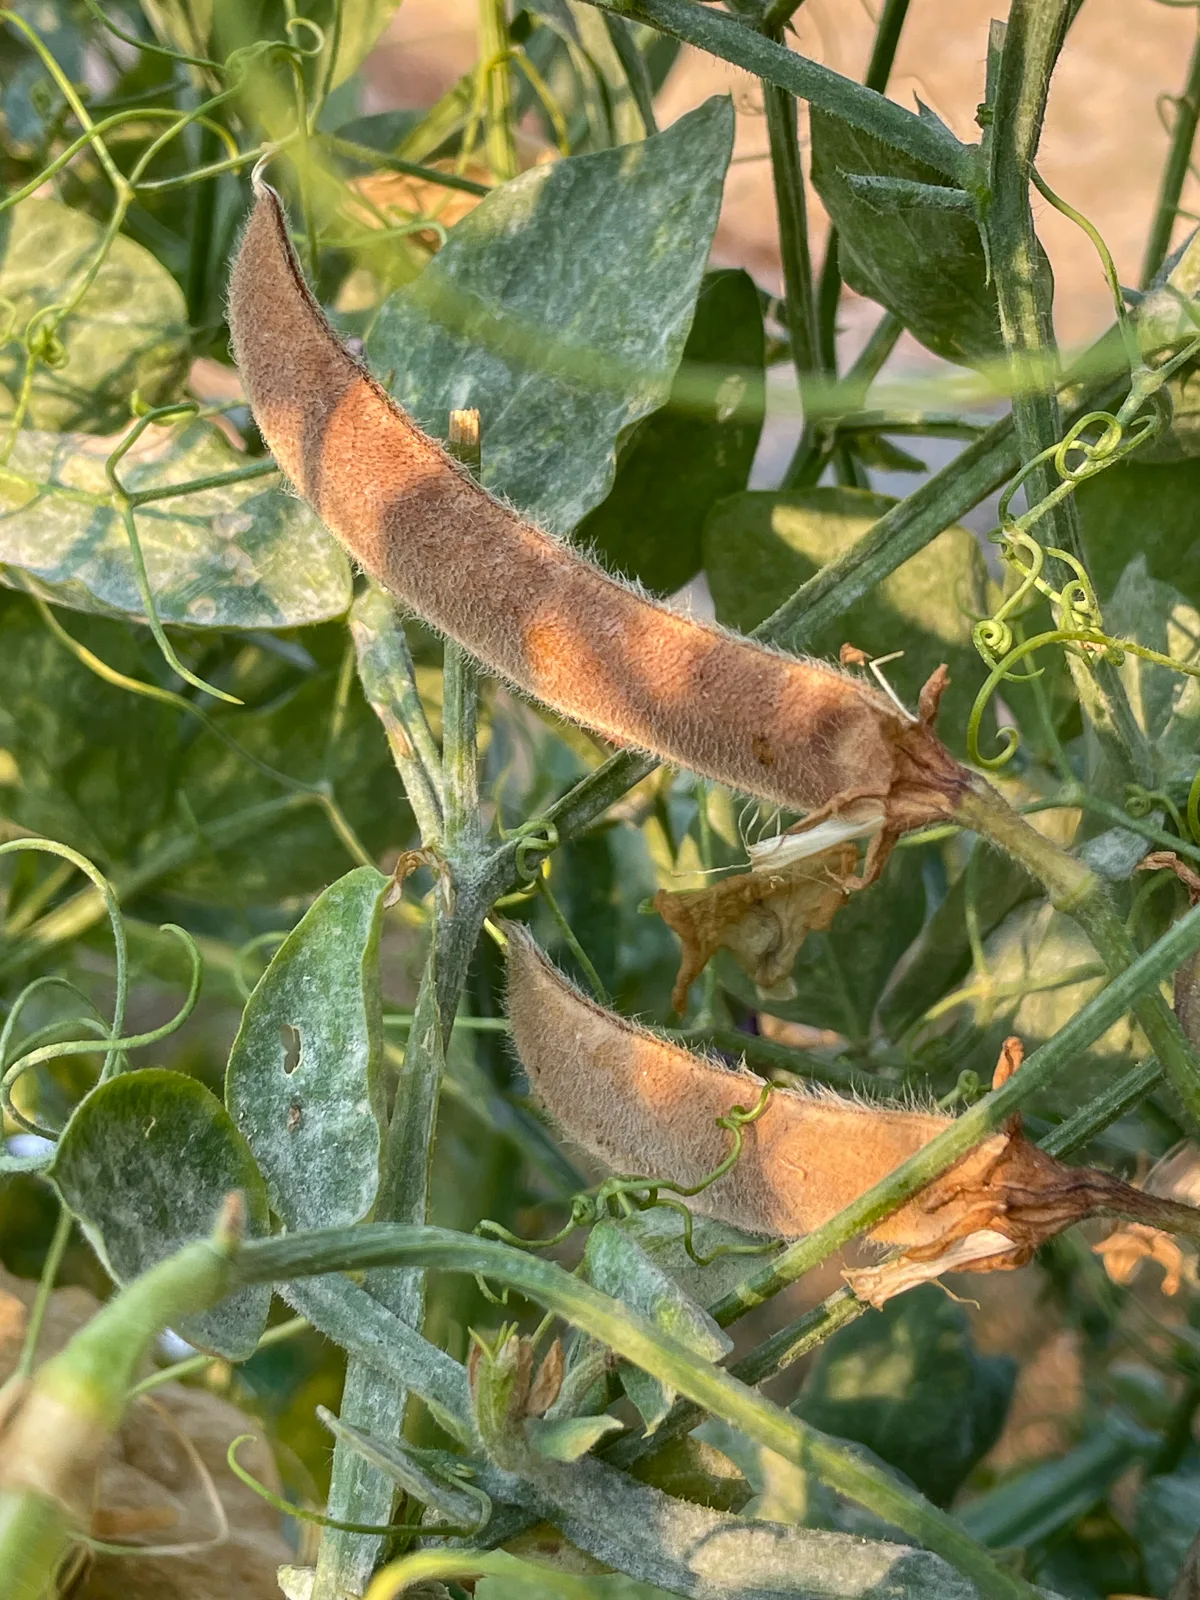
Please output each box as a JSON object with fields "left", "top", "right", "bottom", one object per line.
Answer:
{"left": 654, "top": 837, "right": 857, "bottom": 1015}
{"left": 228, "top": 181, "right": 968, "bottom": 879}
{"left": 506, "top": 928, "right": 1200, "bottom": 1307}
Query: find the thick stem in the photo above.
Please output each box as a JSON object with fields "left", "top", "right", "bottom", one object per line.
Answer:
{"left": 242, "top": 1228, "right": 1040, "bottom": 1600}
{"left": 578, "top": 0, "right": 968, "bottom": 180}
{"left": 984, "top": 0, "right": 1151, "bottom": 779}
{"left": 1142, "top": 20, "right": 1200, "bottom": 289}
{"left": 765, "top": 75, "right": 819, "bottom": 381}
{"left": 956, "top": 781, "right": 1200, "bottom": 1130}
{"left": 318, "top": 416, "right": 488, "bottom": 1594}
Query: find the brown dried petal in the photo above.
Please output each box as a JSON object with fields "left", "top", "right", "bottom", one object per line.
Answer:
{"left": 654, "top": 842, "right": 855, "bottom": 1013}
{"left": 525, "top": 1338, "right": 565, "bottom": 1418}
{"left": 1093, "top": 1224, "right": 1186, "bottom": 1296}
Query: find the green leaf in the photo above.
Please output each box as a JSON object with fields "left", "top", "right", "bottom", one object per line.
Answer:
{"left": 702, "top": 486, "right": 990, "bottom": 758}
{"left": 527, "top": 1413, "right": 624, "bottom": 1461}
{"left": 717, "top": 831, "right": 926, "bottom": 1040}
{"left": 1101, "top": 556, "right": 1200, "bottom": 786}
{"left": 225, "top": 865, "right": 389, "bottom": 1231}
{"left": 1138, "top": 1452, "right": 1200, "bottom": 1597}
{"left": 165, "top": 654, "right": 411, "bottom": 907}
{"left": 793, "top": 1285, "right": 1016, "bottom": 1508}
{"left": 1078, "top": 458, "right": 1200, "bottom": 609}
{"left": 0, "top": 197, "right": 189, "bottom": 431}
{"left": 583, "top": 1219, "right": 730, "bottom": 1433}
{"left": 0, "top": 420, "right": 351, "bottom": 627}
{"left": 808, "top": 109, "right": 1001, "bottom": 367}
{"left": 51, "top": 1068, "right": 271, "bottom": 1358}
{"left": 365, "top": 98, "right": 735, "bottom": 533}
{"left": 961, "top": 1410, "right": 1156, "bottom": 1548}
{"left": 204, "top": 0, "right": 399, "bottom": 88}
{"left": 945, "top": 900, "right": 1142, "bottom": 1120}
{"left": 0, "top": 590, "right": 180, "bottom": 865}
{"left": 1, "top": 3, "right": 85, "bottom": 151}
{"left": 877, "top": 845, "right": 1036, "bottom": 1040}
{"left": 576, "top": 269, "right": 765, "bottom": 592}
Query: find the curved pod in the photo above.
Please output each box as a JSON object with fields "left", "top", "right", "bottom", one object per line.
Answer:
{"left": 227, "top": 181, "right": 965, "bottom": 846}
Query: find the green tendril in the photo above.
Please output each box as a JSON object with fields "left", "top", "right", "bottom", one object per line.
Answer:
{"left": 478, "top": 1081, "right": 783, "bottom": 1264}
{"left": 104, "top": 405, "right": 242, "bottom": 705}
{"left": 79, "top": 0, "right": 224, "bottom": 69}
{"left": 227, "top": 1436, "right": 469, "bottom": 1534}
{"left": 233, "top": 931, "right": 288, "bottom": 1002}
{"left": 969, "top": 627, "right": 1200, "bottom": 770}
{"left": 1, "top": 924, "right": 201, "bottom": 1138}
{"left": 0, "top": 839, "right": 128, "bottom": 1068}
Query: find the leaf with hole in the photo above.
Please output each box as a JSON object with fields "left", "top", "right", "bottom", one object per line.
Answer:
{"left": 365, "top": 97, "right": 734, "bottom": 533}
{"left": 225, "top": 865, "right": 390, "bottom": 1231}
{"left": 0, "top": 420, "right": 351, "bottom": 628}
{"left": 808, "top": 110, "right": 1001, "bottom": 367}
{"left": 50, "top": 1068, "right": 271, "bottom": 1358}
{"left": 577, "top": 269, "right": 765, "bottom": 593}
{"left": 0, "top": 197, "right": 189, "bottom": 431}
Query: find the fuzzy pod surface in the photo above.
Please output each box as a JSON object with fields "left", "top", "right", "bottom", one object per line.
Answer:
{"left": 228, "top": 181, "right": 966, "bottom": 835}
{"left": 504, "top": 928, "right": 1200, "bottom": 1294}
{"left": 504, "top": 924, "right": 984, "bottom": 1248}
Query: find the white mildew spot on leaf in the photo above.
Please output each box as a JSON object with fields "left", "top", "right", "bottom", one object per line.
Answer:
{"left": 0, "top": 196, "right": 189, "bottom": 430}
{"left": 225, "top": 865, "right": 390, "bottom": 1230}
{"left": 51, "top": 1068, "right": 271, "bottom": 1358}
{"left": 0, "top": 419, "right": 351, "bottom": 628}
{"left": 365, "top": 99, "right": 735, "bottom": 535}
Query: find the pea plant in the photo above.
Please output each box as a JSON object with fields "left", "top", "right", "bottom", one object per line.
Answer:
{"left": 8, "top": 1, "right": 1200, "bottom": 1598}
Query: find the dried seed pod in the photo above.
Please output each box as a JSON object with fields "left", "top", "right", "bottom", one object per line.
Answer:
{"left": 654, "top": 840, "right": 856, "bottom": 1013}
{"left": 227, "top": 181, "right": 966, "bottom": 869}
{"left": 506, "top": 927, "right": 1200, "bottom": 1306}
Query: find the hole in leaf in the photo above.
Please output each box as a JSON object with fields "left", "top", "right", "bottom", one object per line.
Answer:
{"left": 280, "top": 1023, "right": 302, "bottom": 1075}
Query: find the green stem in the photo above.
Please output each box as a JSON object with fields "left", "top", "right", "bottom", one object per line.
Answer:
{"left": 239, "top": 1227, "right": 1038, "bottom": 1600}
{"left": 16, "top": 1206, "right": 72, "bottom": 1381}
{"left": 324, "top": 134, "right": 490, "bottom": 196}
{"left": 577, "top": 0, "right": 967, "bottom": 180}
{"left": 811, "top": 0, "right": 911, "bottom": 370}
{"left": 983, "top": 1, "right": 1150, "bottom": 777}
{"left": 765, "top": 73, "right": 819, "bottom": 380}
{"left": 704, "top": 889, "right": 1200, "bottom": 1322}
{"left": 984, "top": 1, "right": 1074, "bottom": 547}
{"left": 318, "top": 413, "right": 488, "bottom": 1592}
{"left": 955, "top": 781, "right": 1200, "bottom": 1129}
{"left": 350, "top": 586, "right": 445, "bottom": 847}
{"left": 1142, "top": 20, "right": 1200, "bottom": 289}
{"left": 479, "top": 0, "right": 518, "bottom": 180}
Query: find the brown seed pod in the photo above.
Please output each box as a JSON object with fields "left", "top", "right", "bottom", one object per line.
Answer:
{"left": 505, "top": 926, "right": 1200, "bottom": 1305}
{"left": 227, "top": 181, "right": 966, "bottom": 872}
